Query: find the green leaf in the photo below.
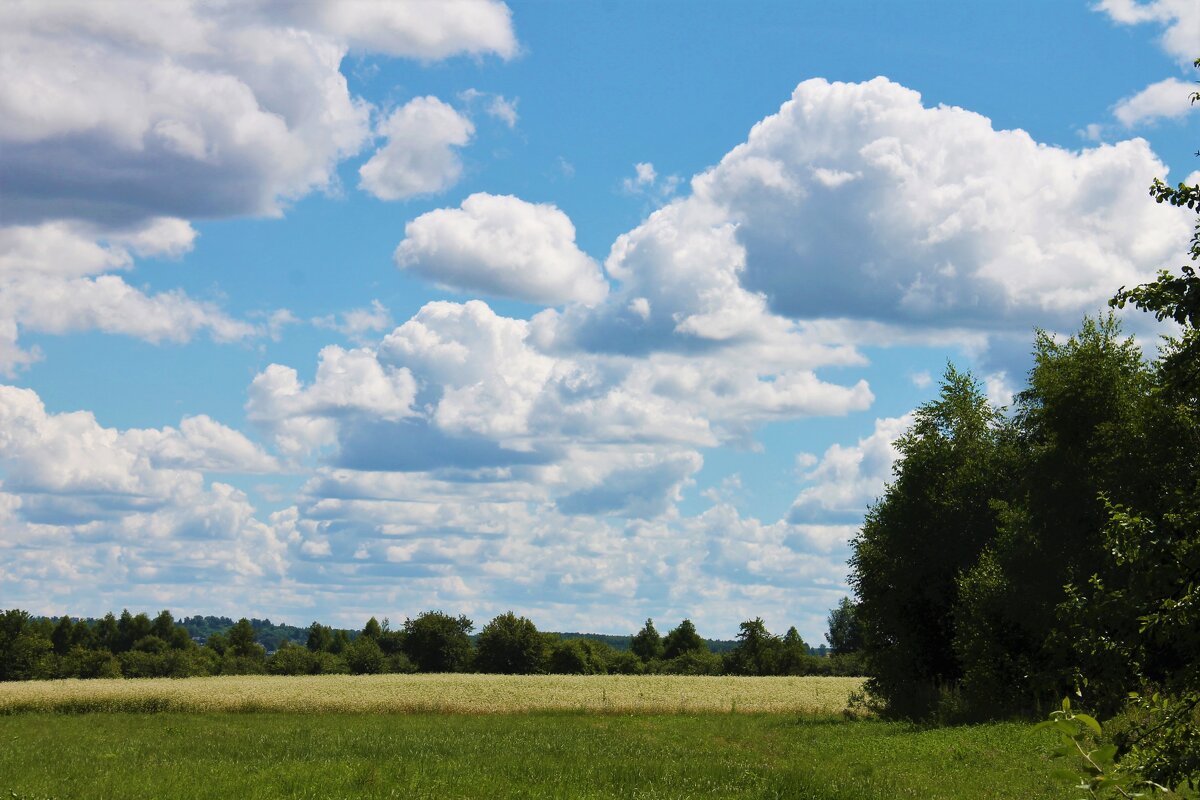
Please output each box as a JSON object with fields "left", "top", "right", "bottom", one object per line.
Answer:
{"left": 1073, "top": 713, "right": 1102, "bottom": 736}
{"left": 1093, "top": 744, "right": 1118, "bottom": 765}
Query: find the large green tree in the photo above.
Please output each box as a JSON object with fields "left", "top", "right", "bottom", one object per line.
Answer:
{"left": 662, "top": 619, "right": 706, "bottom": 660}
{"left": 849, "top": 366, "right": 1012, "bottom": 717}
{"left": 401, "top": 611, "right": 474, "bottom": 673}
{"left": 475, "top": 612, "right": 547, "bottom": 674}
{"left": 631, "top": 618, "right": 664, "bottom": 662}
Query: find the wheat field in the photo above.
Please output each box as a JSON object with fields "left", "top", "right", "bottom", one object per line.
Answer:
{"left": 0, "top": 673, "right": 864, "bottom": 714}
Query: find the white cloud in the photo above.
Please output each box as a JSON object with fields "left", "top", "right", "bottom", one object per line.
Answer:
{"left": 314, "top": 300, "right": 394, "bottom": 343}
{"left": 788, "top": 413, "right": 914, "bottom": 525}
{"left": 359, "top": 97, "right": 475, "bottom": 201}
{"left": 1094, "top": 0, "right": 1200, "bottom": 64}
{"left": 0, "top": 218, "right": 259, "bottom": 373}
{"left": 0, "top": 0, "right": 516, "bottom": 364}
{"left": 247, "top": 345, "right": 419, "bottom": 457}
{"left": 0, "top": 0, "right": 515, "bottom": 228}
{"left": 1113, "top": 77, "right": 1198, "bottom": 126}
{"left": 394, "top": 193, "right": 609, "bottom": 305}
{"left": 582, "top": 77, "right": 1188, "bottom": 356}
{"left": 622, "top": 161, "right": 681, "bottom": 201}
{"left": 459, "top": 89, "right": 520, "bottom": 128}
{"left": 279, "top": 0, "right": 518, "bottom": 61}
{"left": 0, "top": 385, "right": 289, "bottom": 603}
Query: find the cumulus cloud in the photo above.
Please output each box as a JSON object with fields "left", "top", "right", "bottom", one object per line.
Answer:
{"left": 622, "top": 161, "right": 681, "bottom": 200}
{"left": 248, "top": 298, "right": 869, "bottom": 516}
{"left": 359, "top": 97, "right": 475, "bottom": 200}
{"left": 247, "top": 345, "right": 419, "bottom": 457}
{"left": 788, "top": 413, "right": 913, "bottom": 526}
{"left": 1094, "top": 0, "right": 1199, "bottom": 64}
{"left": 459, "top": 88, "right": 520, "bottom": 128}
{"left": 1113, "top": 77, "right": 1198, "bottom": 126}
{"left": 277, "top": 0, "right": 518, "bottom": 61}
{"left": 0, "top": 385, "right": 290, "bottom": 610}
{"left": 0, "top": 218, "right": 258, "bottom": 374}
{"left": 394, "top": 193, "right": 609, "bottom": 305}
{"left": 554, "top": 78, "right": 1188, "bottom": 367}
{"left": 0, "top": 0, "right": 515, "bottom": 228}
{"left": 1093, "top": 1, "right": 1199, "bottom": 131}
{"left": 0, "top": 0, "right": 516, "bottom": 366}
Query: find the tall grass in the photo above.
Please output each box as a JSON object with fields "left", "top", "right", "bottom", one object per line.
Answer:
{"left": 0, "top": 712, "right": 1065, "bottom": 799}
{"left": 0, "top": 673, "right": 864, "bottom": 715}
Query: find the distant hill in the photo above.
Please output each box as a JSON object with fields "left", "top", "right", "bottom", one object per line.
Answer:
{"left": 551, "top": 631, "right": 741, "bottom": 654}
{"left": 178, "top": 616, "right": 313, "bottom": 650}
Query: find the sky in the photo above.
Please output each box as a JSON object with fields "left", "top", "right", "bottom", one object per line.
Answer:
{"left": 0, "top": 0, "right": 1197, "bottom": 643}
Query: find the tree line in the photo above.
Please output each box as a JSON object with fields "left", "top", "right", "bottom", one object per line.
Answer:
{"left": 846, "top": 124, "right": 1199, "bottom": 788}
{"left": 0, "top": 607, "right": 864, "bottom": 681}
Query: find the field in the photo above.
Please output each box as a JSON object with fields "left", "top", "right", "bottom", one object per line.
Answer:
{"left": 0, "top": 675, "right": 1069, "bottom": 799}
{"left": 0, "top": 673, "right": 864, "bottom": 715}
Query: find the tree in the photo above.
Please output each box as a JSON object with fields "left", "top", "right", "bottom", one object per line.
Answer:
{"left": 777, "top": 627, "right": 811, "bottom": 676}
{"left": 361, "top": 617, "right": 382, "bottom": 642}
{"left": 849, "top": 366, "right": 1012, "bottom": 717}
{"left": 662, "top": 619, "right": 706, "bottom": 660}
{"left": 0, "top": 609, "right": 52, "bottom": 681}
{"left": 401, "top": 611, "right": 474, "bottom": 673}
{"left": 306, "top": 622, "right": 333, "bottom": 652}
{"left": 50, "top": 615, "right": 74, "bottom": 657}
{"left": 1077, "top": 69, "right": 1200, "bottom": 784}
{"left": 631, "top": 618, "right": 664, "bottom": 662}
{"left": 724, "top": 618, "right": 779, "bottom": 676}
{"left": 974, "top": 316, "right": 1169, "bottom": 716}
{"left": 825, "top": 597, "right": 862, "bottom": 655}
{"left": 227, "top": 618, "right": 263, "bottom": 659}
{"left": 475, "top": 612, "right": 547, "bottom": 674}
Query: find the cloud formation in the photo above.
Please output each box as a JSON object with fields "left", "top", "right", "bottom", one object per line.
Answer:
{"left": 1094, "top": 0, "right": 1199, "bottom": 65}
{"left": 0, "top": 385, "right": 289, "bottom": 612}
{"left": 0, "top": 0, "right": 517, "bottom": 369}
{"left": 395, "top": 193, "right": 609, "bottom": 305}
{"left": 598, "top": 78, "right": 1187, "bottom": 343}
{"left": 1113, "top": 77, "right": 1198, "bottom": 127}
{"left": 359, "top": 97, "right": 476, "bottom": 200}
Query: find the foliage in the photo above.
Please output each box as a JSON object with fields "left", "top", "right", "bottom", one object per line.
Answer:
{"left": 475, "top": 612, "right": 547, "bottom": 674}
{"left": 850, "top": 366, "right": 1012, "bottom": 718}
{"left": 662, "top": 619, "right": 706, "bottom": 660}
{"left": 1036, "top": 697, "right": 1173, "bottom": 798}
{"left": 402, "top": 611, "right": 474, "bottom": 673}
{"left": 631, "top": 618, "right": 664, "bottom": 662}
{"left": 724, "top": 618, "right": 779, "bottom": 676}
{"left": 825, "top": 597, "right": 863, "bottom": 655}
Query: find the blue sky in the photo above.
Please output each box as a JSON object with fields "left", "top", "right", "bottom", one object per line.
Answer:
{"left": 1, "top": 0, "right": 1196, "bottom": 642}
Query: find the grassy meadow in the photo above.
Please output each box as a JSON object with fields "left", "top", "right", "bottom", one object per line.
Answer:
{"left": 0, "top": 674, "right": 1077, "bottom": 799}
{"left": 0, "top": 711, "right": 1065, "bottom": 800}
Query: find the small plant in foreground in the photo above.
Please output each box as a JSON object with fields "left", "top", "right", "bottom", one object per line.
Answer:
{"left": 1037, "top": 697, "right": 1170, "bottom": 798}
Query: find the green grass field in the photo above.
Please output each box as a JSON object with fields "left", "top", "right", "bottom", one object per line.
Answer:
{"left": 0, "top": 675, "right": 1070, "bottom": 799}
{"left": 0, "top": 712, "right": 1062, "bottom": 800}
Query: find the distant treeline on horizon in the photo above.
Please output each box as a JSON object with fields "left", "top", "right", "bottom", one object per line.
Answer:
{"left": 2, "top": 606, "right": 862, "bottom": 681}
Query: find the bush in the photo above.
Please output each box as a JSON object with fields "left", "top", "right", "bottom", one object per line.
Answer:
{"left": 57, "top": 646, "right": 121, "bottom": 679}
{"left": 548, "top": 639, "right": 606, "bottom": 674}
{"left": 345, "top": 637, "right": 385, "bottom": 675}
{"left": 660, "top": 649, "right": 723, "bottom": 676}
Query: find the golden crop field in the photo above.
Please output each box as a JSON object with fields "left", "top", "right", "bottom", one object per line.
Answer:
{"left": 0, "top": 673, "right": 865, "bottom": 715}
